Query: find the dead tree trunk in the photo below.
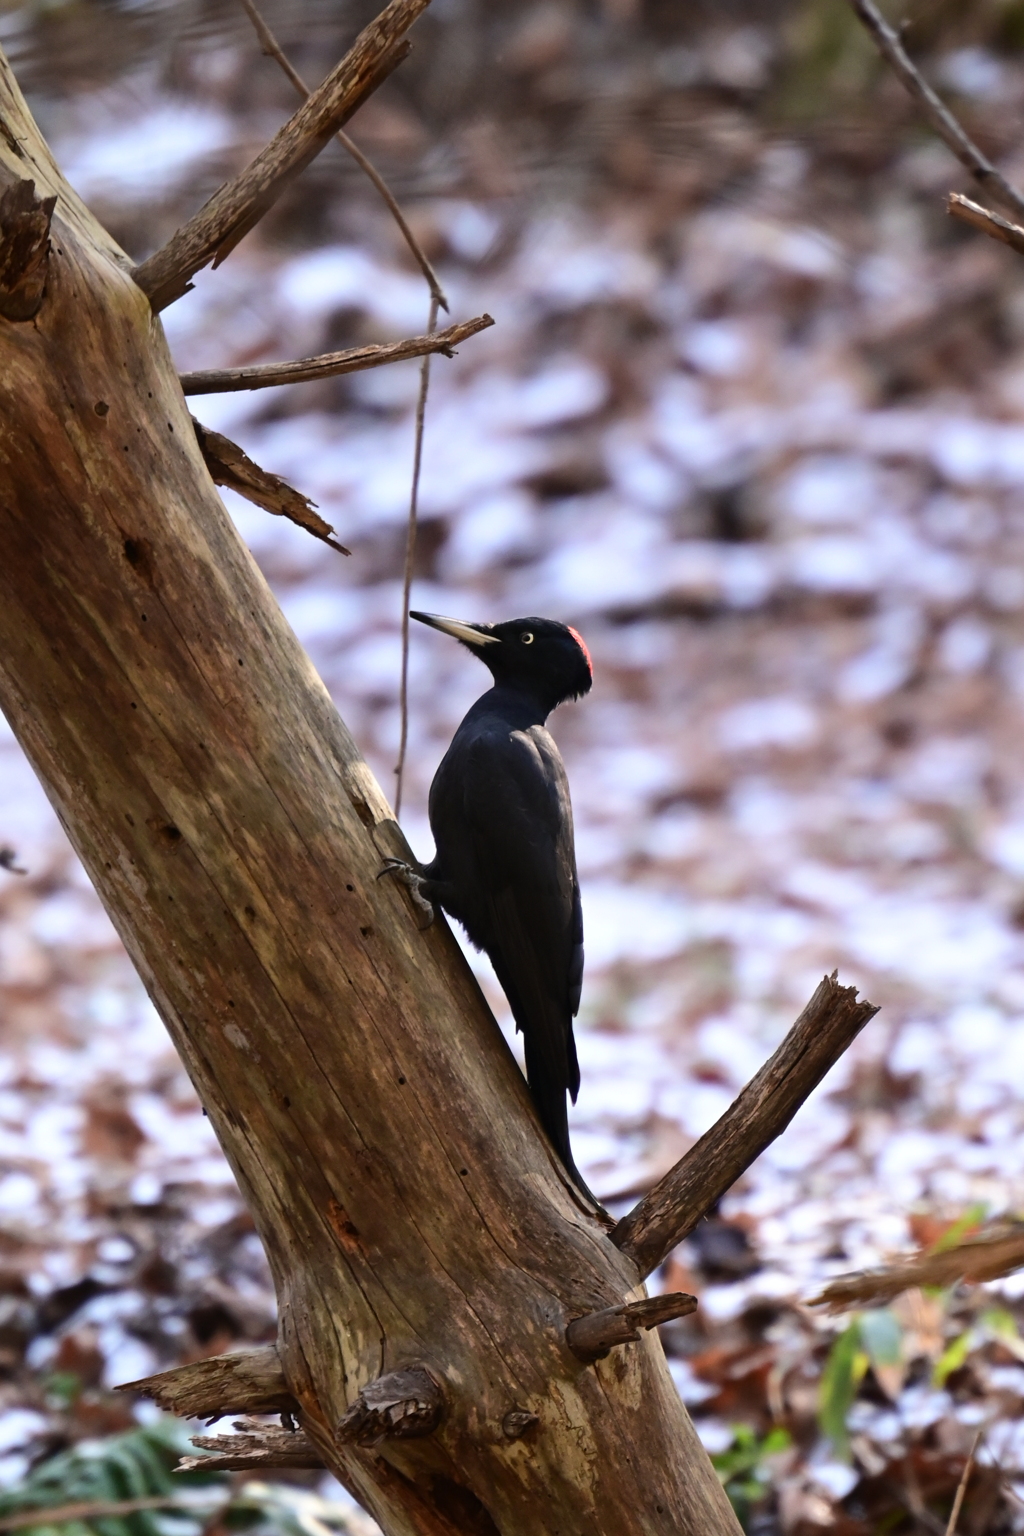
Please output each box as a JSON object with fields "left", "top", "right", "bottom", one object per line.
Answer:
{"left": 0, "top": 14, "right": 876, "bottom": 1533}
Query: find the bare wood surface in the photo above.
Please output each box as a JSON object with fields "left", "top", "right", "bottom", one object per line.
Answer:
{"left": 238, "top": 0, "right": 447, "bottom": 313}
{"left": 947, "top": 191, "right": 1024, "bottom": 257}
{"left": 612, "top": 973, "right": 878, "bottom": 1279}
{"left": 191, "top": 418, "right": 350, "bottom": 554}
{"left": 567, "top": 1293, "right": 698, "bottom": 1364}
{"left": 336, "top": 1367, "right": 443, "bottom": 1447}
{"left": 182, "top": 1421, "right": 324, "bottom": 1472}
{"left": 0, "top": 178, "right": 55, "bottom": 320}
{"left": 179, "top": 315, "right": 492, "bottom": 395}
{"left": 847, "top": 0, "right": 1024, "bottom": 223}
{"left": 0, "top": 40, "right": 745, "bottom": 1536}
{"left": 119, "top": 1345, "right": 296, "bottom": 1417}
{"left": 133, "top": 0, "right": 428, "bottom": 311}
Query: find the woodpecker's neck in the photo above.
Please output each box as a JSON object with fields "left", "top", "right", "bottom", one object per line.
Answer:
{"left": 471, "top": 682, "right": 557, "bottom": 727}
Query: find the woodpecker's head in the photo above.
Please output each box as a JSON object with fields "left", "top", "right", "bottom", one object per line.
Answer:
{"left": 410, "top": 612, "right": 593, "bottom": 709}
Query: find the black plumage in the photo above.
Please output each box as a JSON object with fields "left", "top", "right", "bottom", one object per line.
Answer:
{"left": 390, "top": 612, "right": 593, "bottom": 1196}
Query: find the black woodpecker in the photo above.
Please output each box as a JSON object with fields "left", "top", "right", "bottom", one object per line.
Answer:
{"left": 382, "top": 612, "right": 594, "bottom": 1197}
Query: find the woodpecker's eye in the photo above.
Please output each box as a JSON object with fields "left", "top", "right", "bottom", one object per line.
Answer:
{"left": 521, "top": 632, "right": 534, "bottom": 645}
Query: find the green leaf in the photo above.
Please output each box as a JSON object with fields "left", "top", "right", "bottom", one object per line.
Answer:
{"left": 819, "top": 1319, "right": 869, "bottom": 1456}
{"left": 933, "top": 1328, "right": 973, "bottom": 1387}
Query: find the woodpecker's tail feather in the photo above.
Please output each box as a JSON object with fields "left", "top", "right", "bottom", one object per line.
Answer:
{"left": 522, "top": 1030, "right": 598, "bottom": 1204}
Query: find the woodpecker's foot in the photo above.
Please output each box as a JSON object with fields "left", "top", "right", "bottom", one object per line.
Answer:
{"left": 377, "top": 858, "right": 435, "bottom": 929}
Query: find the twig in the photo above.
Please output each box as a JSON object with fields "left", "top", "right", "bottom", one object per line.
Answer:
{"left": 846, "top": 0, "right": 1024, "bottom": 224}
{"left": 0, "top": 1497, "right": 226, "bottom": 1532}
{"left": 394, "top": 293, "right": 439, "bottom": 818}
{"left": 191, "top": 418, "right": 350, "bottom": 555}
{"left": 179, "top": 315, "right": 492, "bottom": 394}
{"left": 947, "top": 192, "right": 1024, "bottom": 257}
{"left": 945, "top": 1432, "right": 981, "bottom": 1536}
{"left": 237, "top": 0, "right": 447, "bottom": 313}
{"left": 134, "top": 0, "right": 430, "bottom": 310}
{"left": 610, "top": 972, "right": 878, "bottom": 1279}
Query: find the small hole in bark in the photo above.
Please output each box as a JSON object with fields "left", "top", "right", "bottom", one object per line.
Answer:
{"left": 161, "top": 825, "right": 181, "bottom": 843}
{"left": 228, "top": 999, "right": 235, "bottom": 1007}
{"left": 130, "top": 702, "right": 137, "bottom": 709}
{"left": 460, "top": 1169, "right": 468, "bottom": 1176}
{"left": 360, "top": 926, "right": 373, "bottom": 937}
{"left": 282, "top": 1097, "right": 290, "bottom": 1108}
{"left": 141, "top": 614, "right": 147, "bottom": 622}
{"left": 397, "top": 1076, "right": 406, "bottom": 1085}
{"left": 124, "top": 539, "right": 140, "bottom": 564}
{"left": 346, "top": 884, "right": 354, "bottom": 892}
{"left": 244, "top": 905, "right": 255, "bottom": 920}
{"left": 94, "top": 400, "right": 109, "bottom": 416}
{"left": 167, "top": 422, "right": 173, "bottom": 432}
{"left": 125, "top": 814, "right": 135, "bottom": 826}
{"left": 238, "top": 658, "right": 244, "bottom": 666}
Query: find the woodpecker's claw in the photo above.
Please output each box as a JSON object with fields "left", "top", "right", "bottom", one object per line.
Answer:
{"left": 377, "top": 858, "right": 435, "bottom": 929}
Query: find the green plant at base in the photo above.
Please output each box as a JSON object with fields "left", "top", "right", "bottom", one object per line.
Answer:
{"left": 0, "top": 1421, "right": 221, "bottom": 1536}
{"left": 711, "top": 1424, "right": 792, "bottom": 1530}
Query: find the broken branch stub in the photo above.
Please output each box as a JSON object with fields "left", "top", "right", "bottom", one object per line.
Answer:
{"left": 0, "top": 178, "right": 56, "bottom": 321}
{"left": 133, "top": 0, "right": 429, "bottom": 310}
{"left": 191, "top": 417, "right": 350, "bottom": 554}
{"left": 119, "top": 1344, "right": 298, "bottom": 1418}
{"left": 567, "top": 1293, "right": 699, "bottom": 1365}
{"left": 612, "top": 973, "right": 878, "bottom": 1280}
{"left": 336, "top": 1367, "right": 444, "bottom": 1448}
{"left": 947, "top": 192, "right": 1024, "bottom": 258}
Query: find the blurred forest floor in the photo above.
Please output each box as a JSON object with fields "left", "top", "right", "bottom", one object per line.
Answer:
{"left": 9, "top": 0, "right": 1024, "bottom": 1529}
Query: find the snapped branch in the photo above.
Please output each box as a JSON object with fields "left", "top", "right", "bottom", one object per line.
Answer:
{"left": 119, "top": 1344, "right": 298, "bottom": 1419}
{"left": 134, "top": 0, "right": 430, "bottom": 311}
{"left": 947, "top": 192, "right": 1024, "bottom": 257}
{"left": 611, "top": 973, "right": 878, "bottom": 1279}
{"left": 238, "top": 0, "right": 448, "bottom": 312}
{"left": 847, "top": 0, "right": 1024, "bottom": 224}
{"left": 180, "top": 314, "right": 494, "bottom": 395}
{"left": 191, "top": 418, "right": 350, "bottom": 554}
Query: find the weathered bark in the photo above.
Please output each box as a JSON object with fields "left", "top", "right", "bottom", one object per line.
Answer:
{"left": 0, "top": 38, "right": 745, "bottom": 1536}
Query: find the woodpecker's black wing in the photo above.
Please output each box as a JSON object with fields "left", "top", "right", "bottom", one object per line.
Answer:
{"left": 427, "top": 717, "right": 585, "bottom": 1184}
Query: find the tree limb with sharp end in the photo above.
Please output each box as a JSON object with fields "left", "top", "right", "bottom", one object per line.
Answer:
{"left": 847, "top": 0, "right": 1024, "bottom": 254}
{"left": 133, "top": 0, "right": 429, "bottom": 310}
{"left": 0, "top": 3, "right": 880, "bottom": 1526}
{"left": 237, "top": 0, "right": 448, "bottom": 314}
